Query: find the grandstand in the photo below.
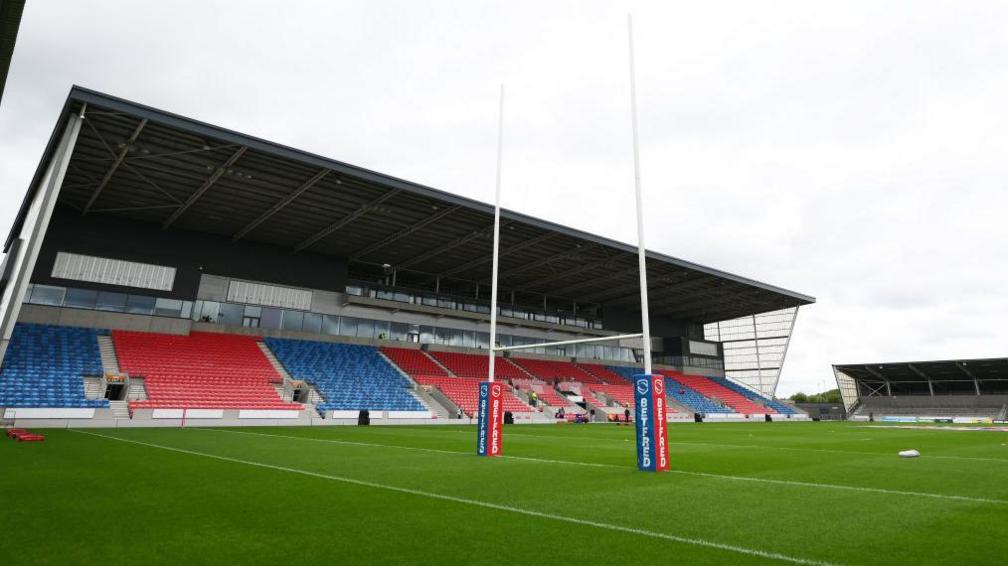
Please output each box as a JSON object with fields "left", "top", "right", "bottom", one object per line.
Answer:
{"left": 834, "top": 358, "right": 1008, "bottom": 422}
{"left": 0, "top": 87, "right": 813, "bottom": 427}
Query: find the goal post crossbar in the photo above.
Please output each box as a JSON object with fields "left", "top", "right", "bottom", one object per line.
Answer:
{"left": 492, "top": 332, "right": 643, "bottom": 353}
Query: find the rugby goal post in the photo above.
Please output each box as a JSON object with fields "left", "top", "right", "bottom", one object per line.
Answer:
{"left": 476, "top": 16, "right": 670, "bottom": 472}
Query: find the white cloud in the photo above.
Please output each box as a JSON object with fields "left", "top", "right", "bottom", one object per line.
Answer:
{"left": 2, "top": 0, "right": 1006, "bottom": 396}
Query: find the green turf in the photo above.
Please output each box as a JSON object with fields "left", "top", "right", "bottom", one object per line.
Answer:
{"left": 2, "top": 422, "right": 1006, "bottom": 565}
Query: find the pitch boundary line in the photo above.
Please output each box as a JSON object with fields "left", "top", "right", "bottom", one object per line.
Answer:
{"left": 422, "top": 428, "right": 1008, "bottom": 464}
{"left": 200, "top": 428, "right": 1007, "bottom": 505}
{"left": 71, "top": 429, "right": 837, "bottom": 566}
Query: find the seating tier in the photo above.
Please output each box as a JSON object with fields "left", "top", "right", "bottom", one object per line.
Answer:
{"left": 381, "top": 347, "right": 448, "bottom": 377}
{"left": 114, "top": 331, "right": 299, "bottom": 411}
{"left": 0, "top": 323, "right": 108, "bottom": 408}
{"left": 670, "top": 373, "right": 772, "bottom": 414}
{"left": 426, "top": 351, "right": 526, "bottom": 380}
{"left": 709, "top": 376, "right": 797, "bottom": 414}
{"left": 266, "top": 338, "right": 425, "bottom": 413}
{"left": 509, "top": 358, "right": 603, "bottom": 384}
{"left": 413, "top": 375, "right": 531, "bottom": 416}
{"left": 575, "top": 363, "right": 629, "bottom": 384}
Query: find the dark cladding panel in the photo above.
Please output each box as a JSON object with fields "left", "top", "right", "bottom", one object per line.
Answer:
{"left": 601, "top": 304, "right": 691, "bottom": 337}
{"left": 31, "top": 207, "right": 348, "bottom": 300}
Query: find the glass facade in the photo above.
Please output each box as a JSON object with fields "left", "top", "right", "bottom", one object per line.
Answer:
{"left": 703, "top": 307, "right": 799, "bottom": 397}
{"left": 22, "top": 283, "right": 637, "bottom": 362}
{"left": 346, "top": 281, "right": 604, "bottom": 331}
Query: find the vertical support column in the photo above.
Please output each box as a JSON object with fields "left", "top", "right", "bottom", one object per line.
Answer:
{"left": 0, "top": 108, "right": 85, "bottom": 363}
{"left": 750, "top": 314, "right": 763, "bottom": 393}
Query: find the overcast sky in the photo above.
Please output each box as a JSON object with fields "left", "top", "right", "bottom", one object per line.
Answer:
{"left": 2, "top": 1, "right": 1006, "bottom": 396}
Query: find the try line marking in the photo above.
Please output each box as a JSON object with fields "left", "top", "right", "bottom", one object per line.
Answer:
{"left": 417, "top": 428, "right": 1008, "bottom": 464}
{"left": 200, "top": 428, "right": 1007, "bottom": 506}
{"left": 71, "top": 429, "right": 836, "bottom": 566}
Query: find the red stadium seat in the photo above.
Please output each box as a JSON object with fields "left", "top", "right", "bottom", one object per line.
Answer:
{"left": 426, "top": 351, "right": 526, "bottom": 380}
{"left": 510, "top": 358, "right": 607, "bottom": 384}
{"left": 413, "top": 375, "right": 532, "bottom": 416}
{"left": 381, "top": 347, "right": 449, "bottom": 377}
{"left": 113, "top": 331, "right": 302, "bottom": 411}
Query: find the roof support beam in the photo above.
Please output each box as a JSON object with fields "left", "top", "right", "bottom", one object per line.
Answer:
{"left": 82, "top": 118, "right": 148, "bottom": 213}
{"left": 618, "top": 279, "right": 719, "bottom": 308}
{"left": 497, "top": 243, "right": 592, "bottom": 280}
{"left": 162, "top": 146, "right": 247, "bottom": 228}
{"left": 907, "top": 364, "right": 933, "bottom": 396}
{"left": 441, "top": 231, "right": 556, "bottom": 277}
{"left": 295, "top": 189, "right": 401, "bottom": 252}
{"left": 232, "top": 168, "right": 330, "bottom": 242}
{"left": 516, "top": 256, "right": 621, "bottom": 291}
{"left": 350, "top": 205, "right": 461, "bottom": 261}
{"left": 586, "top": 275, "right": 706, "bottom": 306}
{"left": 398, "top": 222, "right": 497, "bottom": 269}
{"left": 577, "top": 277, "right": 667, "bottom": 303}
{"left": 549, "top": 268, "right": 636, "bottom": 297}
{"left": 956, "top": 363, "right": 982, "bottom": 395}
{"left": 864, "top": 366, "right": 891, "bottom": 396}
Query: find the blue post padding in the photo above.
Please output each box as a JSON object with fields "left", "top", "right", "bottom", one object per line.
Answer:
{"left": 475, "top": 381, "right": 490, "bottom": 456}
{"left": 634, "top": 373, "right": 657, "bottom": 471}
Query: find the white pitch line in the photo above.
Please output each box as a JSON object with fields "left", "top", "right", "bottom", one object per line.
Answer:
{"left": 197, "top": 428, "right": 1006, "bottom": 505}
{"left": 70, "top": 429, "right": 836, "bottom": 566}
{"left": 358, "top": 427, "right": 1008, "bottom": 464}
{"left": 200, "top": 428, "right": 616, "bottom": 469}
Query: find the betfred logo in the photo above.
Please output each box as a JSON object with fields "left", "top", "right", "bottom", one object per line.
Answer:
{"left": 491, "top": 384, "right": 501, "bottom": 397}
{"left": 636, "top": 378, "right": 649, "bottom": 395}
{"left": 653, "top": 378, "right": 664, "bottom": 395}
{"left": 476, "top": 382, "right": 491, "bottom": 456}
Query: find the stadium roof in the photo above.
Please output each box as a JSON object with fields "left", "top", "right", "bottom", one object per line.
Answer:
{"left": 834, "top": 358, "right": 1008, "bottom": 383}
{"left": 0, "top": 0, "right": 26, "bottom": 106}
{"left": 8, "top": 86, "right": 815, "bottom": 323}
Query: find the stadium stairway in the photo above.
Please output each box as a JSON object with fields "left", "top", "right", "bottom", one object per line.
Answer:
{"left": 97, "top": 335, "right": 121, "bottom": 374}
{"left": 383, "top": 347, "right": 532, "bottom": 417}
{"left": 411, "top": 375, "right": 532, "bottom": 417}
{"left": 257, "top": 342, "right": 296, "bottom": 403}
{"left": 0, "top": 323, "right": 109, "bottom": 409}
{"left": 509, "top": 358, "right": 601, "bottom": 384}
{"left": 426, "top": 351, "right": 527, "bottom": 380}
{"left": 670, "top": 373, "right": 772, "bottom": 414}
{"left": 379, "top": 348, "right": 452, "bottom": 419}
{"left": 576, "top": 363, "right": 629, "bottom": 384}
{"left": 108, "top": 400, "right": 130, "bottom": 419}
{"left": 114, "top": 331, "right": 302, "bottom": 411}
{"left": 708, "top": 376, "right": 798, "bottom": 414}
{"left": 381, "top": 347, "right": 450, "bottom": 377}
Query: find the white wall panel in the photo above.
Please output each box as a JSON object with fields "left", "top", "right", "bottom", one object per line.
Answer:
{"left": 52, "top": 252, "right": 175, "bottom": 291}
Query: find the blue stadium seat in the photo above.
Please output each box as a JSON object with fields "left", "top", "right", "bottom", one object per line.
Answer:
{"left": 708, "top": 376, "right": 797, "bottom": 414}
{"left": 0, "top": 323, "right": 109, "bottom": 408}
{"left": 264, "top": 338, "right": 425, "bottom": 416}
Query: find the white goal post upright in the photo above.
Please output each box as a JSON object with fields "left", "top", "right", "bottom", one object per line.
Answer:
{"left": 476, "top": 84, "right": 506, "bottom": 458}
{"left": 627, "top": 14, "right": 652, "bottom": 376}
{"left": 488, "top": 83, "right": 505, "bottom": 385}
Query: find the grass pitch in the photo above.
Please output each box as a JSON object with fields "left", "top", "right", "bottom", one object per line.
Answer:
{"left": 2, "top": 422, "right": 1006, "bottom": 565}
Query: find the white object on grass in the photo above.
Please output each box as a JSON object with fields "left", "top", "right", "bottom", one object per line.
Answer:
{"left": 898, "top": 449, "right": 920, "bottom": 458}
